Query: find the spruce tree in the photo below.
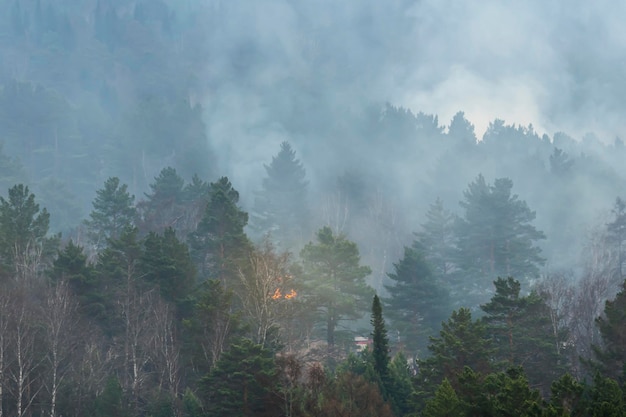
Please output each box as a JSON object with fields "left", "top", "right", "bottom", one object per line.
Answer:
{"left": 371, "top": 294, "right": 391, "bottom": 398}
{"left": 137, "top": 167, "right": 186, "bottom": 234}
{"left": 384, "top": 243, "right": 450, "bottom": 356}
{"left": 252, "top": 141, "right": 309, "bottom": 250}
{"left": 141, "top": 227, "right": 196, "bottom": 307}
{"left": 415, "top": 198, "right": 456, "bottom": 280}
{"left": 188, "top": 176, "right": 251, "bottom": 285}
{"left": 418, "top": 307, "right": 494, "bottom": 393}
{"left": 85, "top": 177, "right": 136, "bottom": 251}
{"left": 93, "top": 376, "right": 129, "bottom": 417}
{"left": 200, "top": 338, "right": 280, "bottom": 417}
{"left": 422, "top": 379, "right": 463, "bottom": 417}
{"left": 388, "top": 352, "right": 414, "bottom": 416}
{"left": 455, "top": 175, "right": 545, "bottom": 303}
{"left": 481, "top": 277, "right": 564, "bottom": 395}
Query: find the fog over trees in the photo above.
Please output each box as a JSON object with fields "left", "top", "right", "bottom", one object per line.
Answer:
{"left": 1, "top": 0, "right": 626, "bottom": 416}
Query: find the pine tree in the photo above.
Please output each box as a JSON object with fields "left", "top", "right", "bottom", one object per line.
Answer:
{"left": 300, "top": 226, "right": 372, "bottom": 348}
{"left": 588, "top": 373, "right": 624, "bottom": 417}
{"left": 252, "top": 141, "right": 309, "bottom": 250}
{"left": 549, "top": 374, "right": 586, "bottom": 417}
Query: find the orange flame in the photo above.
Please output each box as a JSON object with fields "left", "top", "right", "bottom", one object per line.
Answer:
{"left": 285, "top": 289, "right": 297, "bottom": 299}
{"left": 271, "top": 288, "right": 282, "bottom": 299}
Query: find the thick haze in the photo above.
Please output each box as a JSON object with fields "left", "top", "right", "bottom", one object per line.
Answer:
{"left": 191, "top": 0, "right": 626, "bottom": 282}
{"left": 0, "top": 0, "right": 624, "bottom": 282}
{"left": 202, "top": 0, "right": 626, "bottom": 184}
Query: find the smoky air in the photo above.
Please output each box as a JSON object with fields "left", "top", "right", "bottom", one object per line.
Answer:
{"left": 0, "top": 1, "right": 623, "bottom": 416}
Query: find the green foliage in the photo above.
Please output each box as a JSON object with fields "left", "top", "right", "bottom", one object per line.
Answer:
{"left": 337, "top": 350, "right": 378, "bottom": 383}
{"left": 300, "top": 226, "right": 372, "bottom": 347}
{"left": 415, "top": 198, "right": 457, "bottom": 280}
{"left": 93, "top": 226, "right": 143, "bottom": 335}
{"left": 455, "top": 175, "right": 545, "bottom": 300}
{"left": 439, "top": 367, "right": 546, "bottom": 417}
{"left": 49, "top": 240, "right": 105, "bottom": 321}
{"left": 94, "top": 376, "right": 129, "bottom": 417}
{"left": 141, "top": 227, "right": 196, "bottom": 307}
{"left": 182, "top": 388, "right": 203, "bottom": 417}
{"left": 388, "top": 352, "right": 414, "bottom": 416}
{"left": 592, "top": 279, "right": 626, "bottom": 380}
{"left": 138, "top": 167, "right": 186, "bottom": 234}
{"left": 422, "top": 378, "right": 464, "bottom": 417}
{"left": 200, "top": 337, "right": 280, "bottom": 417}
{"left": 183, "top": 279, "right": 242, "bottom": 373}
{"left": 85, "top": 177, "right": 137, "bottom": 251}
{"left": 96, "top": 226, "right": 143, "bottom": 286}
{"left": 189, "top": 176, "right": 251, "bottom": 285}
{"left": 481, "top": 277, "right": 565, "bottom": 395}
{"left": 371, "top": 294, "right": 391, "bottom": 398}
{"left": 0, "top": 183, "right": 58, "bottom": 279}
{"left": 588, "top": 373, "right": 625, "bottom": 417}
{"left": 481, "top": 367, "right": 545, "bottom": 417}
{"left": 384, "top": 243, "right": 450, "bottom": 356}
{"left": 145, "top": 393, "right": 176, "bottom": 417}
{"left": 549, "top": 374, "right": 586, "bottom": 417}
{"left": 418, "top": 307, "right": 493, "bottom": 396}
{"left": 252, "top": 141, "right": 309, "bottom": 250}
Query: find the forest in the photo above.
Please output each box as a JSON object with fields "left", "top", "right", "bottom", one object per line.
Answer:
{"left": 2, "top": 0, "right": 626, "bottom": 416}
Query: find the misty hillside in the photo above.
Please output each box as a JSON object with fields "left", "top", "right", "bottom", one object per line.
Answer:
{"left": 1, "top": 0, "right": 625, "bottom": 276}
{"left": 1, "top": 1, "right": 626, "bottom": 416}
